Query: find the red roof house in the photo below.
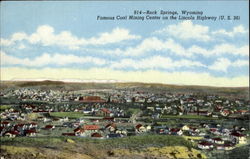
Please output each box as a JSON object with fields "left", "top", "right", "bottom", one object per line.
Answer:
{"left": 83, "top": 125, "right": 100, "bottom": 130}
{"left": 91, "top": 132, "right": 103, "bottom": 138}
{"left": 44, "top": 125, "right": 55, "bottom": 130}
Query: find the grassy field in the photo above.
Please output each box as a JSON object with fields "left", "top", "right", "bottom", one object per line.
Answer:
{"left": 161, "top": 115, "right": 218, "bottom": 120}
{"left": 183, "top": 136, "right": 203, "bottom": 141}
{"left": 114, "top": 146, "right": 207, "bottom": 159}
{"left": 1, "top": 135, "right": 208, "bottom": 159}
{"left": 2, "top": 135, "right": 248, "bottom": 159}
{"left": 0, "top": 105, "right": 11, "bottom": 110}
{"left": 0, "top": 145, "right": 93, "bottom": 159}
{"left": 127, "top": 108, "right": 140, "bottom": 115}
{"left": 0, "top": 135, "right": 196, "bottom": 158}
{"left": 49, "top": 112, "right": 86, "bottom": 119}
{"left": 1, "top": 135, "right": 193, "bottom": 150}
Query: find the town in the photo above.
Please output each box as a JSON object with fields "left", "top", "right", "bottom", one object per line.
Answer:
{"left": 1, "top": 82, "right": 249, "bottom": 157}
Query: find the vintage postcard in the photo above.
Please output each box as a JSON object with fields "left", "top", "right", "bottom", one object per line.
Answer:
{"left": 0, "top": 1, "right": 249, "bottom": 159}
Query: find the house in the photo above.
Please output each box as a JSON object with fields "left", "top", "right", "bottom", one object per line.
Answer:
{"left": 239, "top": 127, "right": 246, "bottom": 132}
{"left": 204, "top": 136, "right": 213, "bottom": 142}
{"left": 198, "top": 141, "right": 213, "bottom": 150}
{"left": 224, "top": 143, "right": 235, "bottom": 150}
{"left": 181, "top": 125, "right": 190, "bottom": 131}
{"left": 189, "top": 127, "right": 200, "bottom": 136}
{"left": 212, "top": 114, "right": 219, "bottom": 118}
{"left": 74, "top": 127, "right": 85, "bottom": 136}
{"left": 83, "top": 125, "right": 100, "bottom": 135}
{"left": 125, "top": 98, "right": 132, "bottom": 103}
{"left": 190, "top": 127, "right": 200, "bottom": 133}
{"left": 28, "top": 123, "right": 38, "bottom": 129}
{"left": 59, "top": 117, "right": 69, "bottom": 122}
{"left": 105, "top": 123, "right": 116, "bottom": 132}
{"left": 135, "top": 124, "right": 147, "bottom": 133}
{"left": 1, "top": 121, "right": 10, "bottom": 127}
{"left": 25, "top": 130, "right": 37, "bottom": 137}
{"left": 146, "top": 125, "right": 152, "bottom": 131}
{"left": 200, "top": 123, "right": 209, "bottom": 128}
{"left": 72, "top": 122, "right": 81, "bottom": 128}
{"left": 10, "top": 110, "right": 19, "bottom": 115}
{"left": 198, "top": 131, "right": 206, "bottom": 136}
{"left": 210, "top": 127, "right": 219, "bottom": 134}
{"left": 216, "top": 143, "right": 235, "bottom": 150}
{"left": 4, "top": 130, "right": 20, "bottom": 138}
{"left": 115, "top": 129, "right": 127, "bottom": 136}
{"left": 221, "top": 109, "right": 230, "bottom": 117}
{"left": 44, "top": 125, "right": 55, "bottom": 130}
{"left": 83, "top": 108, "right": 93, "bottom": 114}
{"left": 158, "top": 128, "right": 169, "bottom": 134}
{"left": 220, "top": 128, "right": 230, "bottom": 136}
{"left": 43, "top": 118, "right": 51, "bottom": 122}
{"left": 81, "top": 96, "right": 106, "bottom": 103}
{"left": 91, "top": 132, "right": 103, "bottom": 139}
{"left": 216, "top": 145, "right": 225, "bottom": 150}
{"left": 99, "top": 108, "right": 111, "bottom": 117}
{"left": 237, "top": 110, "right": 249, "bottom": 115}
{"left": 170, "top": 128, "right": 183, "bottom": 136}
{"left": 14, "top": 124, "right": 26, "bottom": 131}
{"left": 230, "top": 132, "right": 247, "bottom": 144}
{"left": 212, "top": 138, "right": 224, "bottom": 144}
{"left": 91, "top": 119, "right": 100, "bottom": 123}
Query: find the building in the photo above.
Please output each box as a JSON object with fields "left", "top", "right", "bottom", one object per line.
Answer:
{"left": 80, "top": 96, "right": 106, "bottom": 103}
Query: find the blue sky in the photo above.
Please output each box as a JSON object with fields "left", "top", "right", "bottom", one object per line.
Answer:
{"left": 0, "top": 1, "right": 249, "bottom": 86}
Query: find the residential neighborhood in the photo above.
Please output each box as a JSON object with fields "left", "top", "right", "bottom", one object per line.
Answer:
{"left": 1, "top": 84, "right": 249, "bottom": 157}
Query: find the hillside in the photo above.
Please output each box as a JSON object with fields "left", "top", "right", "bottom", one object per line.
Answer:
{"left": 1, "top": 135, "right": 206, "bottom": 159}
{"left": 1, "top": 80, "right": 249, "bottom": 99}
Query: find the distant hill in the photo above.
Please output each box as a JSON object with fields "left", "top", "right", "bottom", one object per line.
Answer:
{"left": 1, "top": 80, "right": 249, "bottom": 99}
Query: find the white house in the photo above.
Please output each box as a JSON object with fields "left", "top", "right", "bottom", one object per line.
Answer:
{"left": 198, "top": 141, "right": 213, "bottom": 150}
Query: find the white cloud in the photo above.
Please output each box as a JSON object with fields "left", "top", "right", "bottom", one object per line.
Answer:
{"left": 88, "top": 28, "right": 141, "bottom": 45}
{"left": 212, "top": 25, "right": 248, "bottom": 37}
{"left": 18, "top": 44, "right": 26, "bottom": 49}
{"left": 28, "top": 25, "right": 86, "bottom": 50}
{"left": 209, "top": 58, "right": 249, "bottom": 72}
{"left": 208, "top": 58, "right": 231, "bottom": 72}
{"left": 155, "top": 20, "right": 211, "bottom": 41}
{"left": 110, "top": 56, "right": 205, "bottom": 69}
{"left": 103, "top": 37, "right": 191, "bottom": 57}
{"left": 1, "top": 67, "right": 248, "bottom": 87}
{"left": 1, "top": 25, "right": 140, "bottom": 50}
{"left": 120, "top": 37, "right": 173, "bottom": 56}
{"left": 102, "top": 37, "right": 248, "bottom": 57}
{"left": 232, "top": 60, "right": 249, "bottom": 67}
{"left": 212, "top": 44, "right": 249, "bottom": 56}
{"left": 1, "top": 39, "right": 12, "bottom": 46}
{"left": 189, "top": 44, "right": 249, "bottom": 57}
{"left": 0, "top": 51, "right": 106, "bottom": 67}
{"left": 1, "top": 32, "right": 28, "bottom": 46}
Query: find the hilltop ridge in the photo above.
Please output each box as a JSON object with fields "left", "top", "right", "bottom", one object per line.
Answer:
{"left": 1, "top": 80, "right": 249, "bottom": 99}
